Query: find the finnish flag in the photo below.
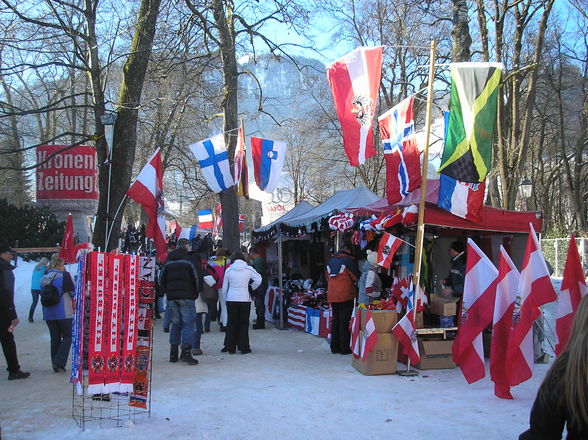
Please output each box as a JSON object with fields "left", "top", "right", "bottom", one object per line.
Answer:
{"left": 189, "top": 134, "right": 235, "bottom": 193}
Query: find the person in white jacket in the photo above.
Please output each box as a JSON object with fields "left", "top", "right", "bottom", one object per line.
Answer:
{"left": 220, "top": 252, "right": 262, "bottom": 354}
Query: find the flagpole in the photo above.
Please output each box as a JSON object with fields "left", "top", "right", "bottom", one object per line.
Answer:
{"left": 403, "top": 39, "right": 437, "bottom": 376}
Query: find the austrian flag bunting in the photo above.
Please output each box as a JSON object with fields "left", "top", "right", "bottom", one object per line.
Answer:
{"left": 326, "top": 46, "right": 383, "bottom": 166}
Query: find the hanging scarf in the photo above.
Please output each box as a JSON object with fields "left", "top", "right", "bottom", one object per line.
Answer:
{"left": 70, "top": 254, "right": 86, "bottom": 393}
{"left": 87, "top": 252, "right": 108, "bottom": 395}
{"left": 120, "top": 254, "right": 139, "bottom": 393}
{"left": 103, "top": 253, "right": 123, "bottom": 393}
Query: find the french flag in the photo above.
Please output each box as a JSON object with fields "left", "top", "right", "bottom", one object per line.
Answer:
{"left": 198, "top": 209, "right": 214, "bottom": 230}
{"left": 438, "top": 174, "right": 486, "bottom": 222}
{"left": 251, "top": 137, "right": 287, "bottom": 193}
{"left": 326, "top": 46, "right": 383, "bottom": 166}
{"left": 126, "top": 148, "right": 167, "bottom": 261}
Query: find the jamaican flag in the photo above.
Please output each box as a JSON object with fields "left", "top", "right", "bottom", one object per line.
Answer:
{"left": 438, "top": 62, "right": 503, "bottom": 183}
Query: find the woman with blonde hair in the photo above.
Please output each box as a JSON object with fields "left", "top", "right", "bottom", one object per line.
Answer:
{"left": 40, "top": 257, "right": 75, "bottom": 372}
{"left": 29, "top": 257, "right": 49, "bottom": 322}
{"left": 520, "top": 294, "right": 588, "bottom": 439}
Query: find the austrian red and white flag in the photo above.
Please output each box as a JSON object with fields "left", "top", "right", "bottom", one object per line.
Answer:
{"left": 377, "top": 232, "right": 403, "bottom": 269}
{"left": 360, "top": 310, "right": 379, "bottom": 361}
{"left": 126, "top": 148, "right": 167, "bottom": 261}
{"left": 59, "top": 213, "right": 76, "bottom": 263}
{"left": 506, "top": 224, "right": 557, "bottom": 386}
{"left": 326, "top": 46, "right": 383, "bottom": 166}
{"left": 555, "top": 235, "right": 587, "bottom": 355}
{"left": 452, "top": 239, "right": 498, "bottom": 384}
{"left": 349, "top": 304, "right": 361, "bottom": 358}
{"left": 391, "top": 291, "right": 420, "bottom": 365}
{"left": 490, "top": 246, "right": 519, "bottom": 399}
{"left": 401, "top": 205, "right": 419, "bottom": 226}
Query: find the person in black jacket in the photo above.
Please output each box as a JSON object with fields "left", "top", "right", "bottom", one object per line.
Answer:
{"left": 159, "top": 239, "right": 200, "bottom": 365}
{"left": 520, "top": 294, "right": 588, "bottom": 439}
{"left": 0, "top": 244, "right": 30, "bottom": 380}
{"left": 440, "top": 240, "right": 466, "bottom": 299}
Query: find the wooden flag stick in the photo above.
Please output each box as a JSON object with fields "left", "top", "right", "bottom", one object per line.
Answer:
{"left": 401, "top": 40, "right": 437, "bottom": 377}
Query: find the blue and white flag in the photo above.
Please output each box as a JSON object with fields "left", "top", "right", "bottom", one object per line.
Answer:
{"left": 189, "top": 134, "right": 235, "bottom": 193}
{"left": 251, "top": 137, "right": 287, "bottom": 193}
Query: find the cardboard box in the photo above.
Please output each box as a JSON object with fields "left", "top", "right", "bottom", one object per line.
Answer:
{"left": 360, "top": 308, "right": 397, "bottom": 332}
{"left": 429, "top": 314, "right": 456, "bottom": 328}
{"left": 352, "top": 330, "right": 398, "bottom": 375}
{"left": 416, "top": 339, "right": 456, "bottom": 370}
{"left": 429, "top": 294, "right": 459, "bottom": 316}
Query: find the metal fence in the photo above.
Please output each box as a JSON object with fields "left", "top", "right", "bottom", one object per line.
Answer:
{"left": 541, "top": 238, "right": 588, "bottom": 278}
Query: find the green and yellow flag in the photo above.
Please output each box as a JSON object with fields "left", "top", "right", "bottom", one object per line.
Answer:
{"left": 438, "top": 62, "right": 503, "bottom": 183}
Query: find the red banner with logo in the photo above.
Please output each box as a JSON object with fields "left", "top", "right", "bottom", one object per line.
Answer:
{"left": 36, "top": 145, "right": 98, "bottom": 200}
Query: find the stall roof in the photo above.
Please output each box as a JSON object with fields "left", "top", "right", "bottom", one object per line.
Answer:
{"left": 256, "top": 200, "right": 315, "bottom": 232}
{"left": 347, "top": 180, "right": 543, "bottom": 233}
{"left": 275, "top": 186, "right": 383, "bottom": 228}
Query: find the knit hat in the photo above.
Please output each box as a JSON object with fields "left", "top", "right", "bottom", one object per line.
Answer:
{"left": 366, "top": 250, "right": 378, "bottom": 265}
{"left": 0, "top": 244, "right": 15, "bottom": 254}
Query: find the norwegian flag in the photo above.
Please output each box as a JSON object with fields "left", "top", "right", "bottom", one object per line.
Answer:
{"left": 490, "top": 246, "right": 519, "bottom": 399}
{"left": 452, "top": 239, "right": 498, "bottom": 384}
{"left": 506, "top": 224, "right": 557, "bottom": 386}
{"left": 126, "top": 148, "right": 167, "bottom": 261}
{"left": 234, "top": 123, "right": 249, "bottom": 198}
{"left": 555, "top": 235, "right": 587, "bottom": 355}
{"left": 391, "top": 290, "right": 420, "bottom": 365}
{"left": 378, "top": 97, "right": 422, "bottom": 204}
{"left": 349, "top": 305, "right": 361, "bottom": 358}
{"left": 326, "top": 47, "right": 383, "bottom": 166}
{"left": 377, "top": 232, "right": 403, "bottom": 269}
{"left": 401, "top": 205, "right": 419, "bottom": 226}
{"left": 238, "top": 214, "right": 245, "bottom": 233}
{"left": 360, "top": 310, "right": 379, "bottom": 361}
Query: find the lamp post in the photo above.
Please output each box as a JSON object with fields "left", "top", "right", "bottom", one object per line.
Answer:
{"left": 100, "top": 112, "right": 117, "bottom": 249}
{"left": 518, "top": 179, "right": 533, "bottom": 210}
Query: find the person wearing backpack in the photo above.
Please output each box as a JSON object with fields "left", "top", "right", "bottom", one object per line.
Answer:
{"left": 192, "top": 255, "right": 219, "bottom": 356}
{"left": 0, "top": 244, "right": 30, "bottom": 380}
{"left": 40, "top": 257, "right": 75, "bottom": 372}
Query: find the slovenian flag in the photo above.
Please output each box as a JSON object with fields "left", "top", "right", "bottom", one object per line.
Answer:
{"left": 438, "top": 174, "right": 486, "bottom": 222}
{"left": 198, "top": 210, "right": 213, "bottom": 230}
{"left": 251, "top": 137, "right": 287, "bottom": 193}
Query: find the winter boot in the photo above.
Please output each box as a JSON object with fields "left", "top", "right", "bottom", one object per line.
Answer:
{"left": 180, "top": 344, "right": 199, "bottom": 365}
{"left": 169, "top": 344, "right": 179, "bottom": 363}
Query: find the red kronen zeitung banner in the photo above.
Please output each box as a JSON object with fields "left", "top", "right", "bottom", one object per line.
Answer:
{"left": 36, "top": 145, "right": 98, "bottom": 200}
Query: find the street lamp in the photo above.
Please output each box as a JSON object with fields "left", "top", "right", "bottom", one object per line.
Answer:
{"left": 101, "top": 112, "right": 117, "bottom": 249}
{"left": 518, "top": 179, "right": 533, "bottom": 209}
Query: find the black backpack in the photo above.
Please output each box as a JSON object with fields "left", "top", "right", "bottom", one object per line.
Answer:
{"left": 40, "top": 274, "right": 61, "bottom": 307}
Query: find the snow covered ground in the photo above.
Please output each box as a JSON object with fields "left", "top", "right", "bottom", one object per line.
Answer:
{"left": 0, "top": 261, "right": 557, "bottom": 440}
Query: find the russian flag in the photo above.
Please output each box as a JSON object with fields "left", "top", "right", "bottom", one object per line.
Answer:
{"left": 438, "top": 174, "right": 485, "bottom": 222}
{"left": 251, "top": 137, "right": 287, "bottom": 193}
{"left": 198, "top": 209, "right": 213, "bottom": 230}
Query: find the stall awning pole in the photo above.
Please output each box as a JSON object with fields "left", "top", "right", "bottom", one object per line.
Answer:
{"left": 404, "top": 39, "right": 437, "bottom": 376}
{"left": 276, "top": 230, "right": 286, "bottom": 330}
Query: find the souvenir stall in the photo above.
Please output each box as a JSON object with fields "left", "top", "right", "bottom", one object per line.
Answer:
{"left": 70, "top": 251, "right": 156, "bottom": 430}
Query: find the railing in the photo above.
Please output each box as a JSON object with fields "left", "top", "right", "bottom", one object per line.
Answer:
{"left": 541, "top": 238, "right": 587, "bottom": 277}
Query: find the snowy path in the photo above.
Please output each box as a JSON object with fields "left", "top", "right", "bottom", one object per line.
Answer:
{"left": 0, "top": 261, "right": 550, "bottom": 440}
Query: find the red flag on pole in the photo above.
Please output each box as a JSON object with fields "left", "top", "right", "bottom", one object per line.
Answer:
{"left": 490, "top": 246, "right": 519, "bottom": 399}
{"left": 326, "top": 47, "right": 383, "bottom": 166}
{"left": 452, "top": 238, "right": 498, "bottom": 384}
{"left": 391, "top": 290, "right": 420, "bottom": 365}
{"left": 349, "top": 305, "right": 361, "bottom": 358}
{"left": 126, "top": 148, "right": 167, "bottom": 261}
{"left": 506, "top": 223, "right": 557, "bottom": 386}
{"left": 555, "top": 235, "right": 587, "bottom": 355}
{"left": 59, "top": 214, "right": 76, "bottom": 263}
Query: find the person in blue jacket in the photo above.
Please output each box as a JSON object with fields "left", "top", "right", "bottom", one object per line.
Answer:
{"left": 29, "top": 257, "right": 48, "bottom": 322}
{"left": 40, "top": 257, "right": 75, "bottom": 372}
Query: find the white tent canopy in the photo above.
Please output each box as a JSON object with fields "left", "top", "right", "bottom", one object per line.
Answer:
{"left": 267, "top": 186, "right": 383, "bottom": 229}
{"left": 256, "top": 200, "right": 315, "bottom": 232}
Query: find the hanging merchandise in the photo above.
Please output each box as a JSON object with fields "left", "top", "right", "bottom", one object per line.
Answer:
{"left": 359, "top": 215, "right": 377, "bottom": 231}
{"left": 328, "top": 213, "right": 355, "bottom": 231}
{"left": 70, "top": 254, "right": 87, "bottom": 392}
{"left": 87, "top": 252, "right": 108, "bottom": 395}
{"left": 120, "top": 255, "right": 139, "bottom": 393}
{"left": 401, "top": 205, "right": 419, "bottom": 226}
{"left": 438, "top": 62, "right": 503, "bottom": 183}
{"left": 326, "top": 46, "right": 383, "bottom": 166}
{"left": 251, "top": 226, "right": 277, "bottom": 243}
{"left": 378, "top": 96, "right": 422, "bottom": 205}
{"left": 279, "top": 223, "right": 307, "bottom": 238}
{"left": 351, "top": 230, "right": 361, "bottom": 246}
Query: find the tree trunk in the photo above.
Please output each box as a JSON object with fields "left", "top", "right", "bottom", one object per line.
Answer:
{"left": 93, "top": 0, "right": 162, "bottom": 250}
{"left": 451, "top": 0, "right": 472, "bottom": 62}
{"left": 213, "top": 0, "right": 240, "bottom": 252}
